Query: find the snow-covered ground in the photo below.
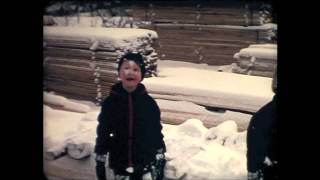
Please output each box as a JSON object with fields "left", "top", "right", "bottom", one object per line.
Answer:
{"left": 43, "top": 58, "right": 275, "bottom": 179}
{"left": 44, "top": 92, "right": 248, "bottom": 180}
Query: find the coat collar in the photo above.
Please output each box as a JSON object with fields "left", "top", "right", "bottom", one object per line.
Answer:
{"left": 110, "top": 82, "right": 147, "bottom": 97}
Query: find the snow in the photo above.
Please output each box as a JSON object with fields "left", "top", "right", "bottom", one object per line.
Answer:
{"left": 46, "top": 16, "right": 104, "bottom": 27}
{"left": 238, "top": 47, "right": 277, "bottom": 60}
{"left": 146, "top": 63, "right": 273, "bottom": 98}
{"left": 82, "top": 111, "right": 100, "bottom": 121}
{"left": 143, "top": 62, "right": 274, "bottom": 113}
{"left": 205, "top": 120, "right": 238, "bottom": 145}
{"left": 42, "top": 58, "right": 276, "bottom": 179}
{"left": 44, "top": 92, "right": 91, "bottom": 113}
{"left": 186, "top": 142, "right": 246, "bottom": 180}
{"left": 43, "top": 107, "right": 86, "bottom": 151}
{"left": 162, "top": 120, "right": 248, "bottom": 180}
{"left": 248, "top": 44, "right": 277, "bottom": 49}
{"left": 154, "top": 23, "right": 277, "bottom": 31}
{"left": 43, "top": 95, "right": 249, "bottom": 179}
{"left": 155, "top": 99, "right": 253, "bottom": 125}
{"left": 234, "top": 43, "right": 277, "bottom": 60}
{"left": 43, "top": 26, "right": 158, "bottom": 49}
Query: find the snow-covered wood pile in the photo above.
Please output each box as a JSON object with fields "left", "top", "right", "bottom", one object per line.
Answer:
{"left": 143, "top": 61, "right": 274, "bottom": 114}
{"left": 141, "top": 23, "right": 275, "bottom": 65}
{"left": 133, "top": 1, "right": 268, "bottom": 26}
{"left": 43, "top": 95, "right": 249, "bottom": 179}
{"left": 44, "top": 1, "right": 271, "bottom": 27}
{"left": 43, "top": 26, "right": 160, "bottom": 103}
{"left": 232, "top": 43, "right": 277, "bottom": 77}
{"left": 43, "top": 1, "right": 275, "bottom": 66}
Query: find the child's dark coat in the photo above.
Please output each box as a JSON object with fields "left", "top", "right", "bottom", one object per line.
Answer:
{"left": 95, "top": 82, "right": 166, "bottom": 174}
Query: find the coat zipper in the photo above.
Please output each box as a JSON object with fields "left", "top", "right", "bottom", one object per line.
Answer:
{"left": 128, "top": 94, "right": 133, "bottom": 168}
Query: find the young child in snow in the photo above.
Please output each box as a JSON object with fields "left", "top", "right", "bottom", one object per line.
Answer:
{"left": 247, "top": 69, "right": 278, "bottom": 180}
{"left": 94, "top": 52, "right": 166, "bottom": 180}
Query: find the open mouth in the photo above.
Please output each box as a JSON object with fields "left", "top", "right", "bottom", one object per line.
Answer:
{"left": 126, "top": 77, "right": 135, "bottom": 81}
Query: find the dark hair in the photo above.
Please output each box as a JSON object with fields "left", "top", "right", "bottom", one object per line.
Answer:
{"left": 117, "top": 52, "right": 146, "bottom": 80}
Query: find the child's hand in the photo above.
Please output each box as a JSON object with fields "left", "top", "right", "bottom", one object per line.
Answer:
{"left": 247, "top": 170, "right": 262, "bottom": 180}
{"left": 95, "top": 154, "right": 107, "bottom": 163}
{"left": 95, "top": 154, "right": 107, "bottom": 180}
{"left": 156, "top": 153, "right": 164, "bottom": 160}
{"left": 155, "top": 148, "right": 165, "bottom": 160}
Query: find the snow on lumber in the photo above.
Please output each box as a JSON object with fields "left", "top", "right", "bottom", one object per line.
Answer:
{"left": 44, "top": 26, "right": 160, "bottom": 103}
{"left": 232, "top": 43, "right": 277, "bottom": 78}
{"left": 144, "top": 66, "right": 274, "bottom": 113}
{"left": 151, "top": 23, "right": 275, "bottom": 66}
{"left": 44, "top": 92, "right": 91, "bottom": 113}
{"left": 238, "top": 47, "right": 277, "bottom": 60}
{"left": 43, "top": 26, "right": 158, "bottom": 50}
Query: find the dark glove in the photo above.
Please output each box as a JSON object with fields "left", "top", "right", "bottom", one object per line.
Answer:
{"left": 248, "top": 170, "right": 263, "bottom": 180}
{"left": 95, "top": 154, "right": 107, "bottom": 180}
{"left": 151, "top": 149, "right": 166, "bottom": 180}
{"left": 155, "top": 148, "right": 165, "bottom": 161}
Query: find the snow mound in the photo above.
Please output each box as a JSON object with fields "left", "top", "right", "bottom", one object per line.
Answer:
{"left": 82, "top": 111, "right": 100, "bottom": 121}
{"left": 43, "top": 108, "right": 85, "bottom": 151}
{"left": 175, "top": 119, "right": 208, "bottom": 139}
{"left": 224, "top": 130, "right": 247, "bottom": 155}
{"left": 205, "top": 120, "right": 238, "bottom": 145}
{"left": 44, "top": 92, "right": 91, "bottom": 113}
{"left": 187, "top": 142, "right": 247, "bottom": 180}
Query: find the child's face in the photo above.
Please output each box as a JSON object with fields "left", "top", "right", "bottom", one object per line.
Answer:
{"left": 119, "top": 60, "right": 142, "bottom": 92}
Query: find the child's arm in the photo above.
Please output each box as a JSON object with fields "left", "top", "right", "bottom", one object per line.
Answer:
{"left": 94, "top": 98, "right": 112, "bottom": 155}
{"left": 153, "top": 100, "right": 166, "bottom": 152}
{"left": 94, "top": 99, "right": 112, "bottom": 180}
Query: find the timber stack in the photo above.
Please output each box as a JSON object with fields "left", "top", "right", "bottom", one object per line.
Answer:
{"left": 43, "top": 26, "right": 160, "bottom": 103}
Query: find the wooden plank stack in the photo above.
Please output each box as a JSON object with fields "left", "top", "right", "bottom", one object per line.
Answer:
{"left": 232, "top": 44, "right": 277, "bottom": 77}
{"left": 44, "top": 26, "right": 160, "bottom": 103}
{"left": 131, "top": 1, "right": 275, "bottom": 66}
{"left": 44, "top": 1, "right": 275, "bottom": 66}
{"left": 131, "top": 1, "right": 263, "bottom": 26}
{"left": 139, "top": 23, "right": 273, "bottom": 65}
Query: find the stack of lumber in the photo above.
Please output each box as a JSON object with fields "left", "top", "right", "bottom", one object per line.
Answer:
{"left": 232, "top": 43, "right": 277, "bottom": 77}
{"left": 143, "top": 64, "right": 274, "bottom": 114}
{"left": 131, "top": 1, "right": 263, "bottom": 26}
{"left": 132, "top": 1, "right": 275, "bottom": 66}
{"left": 44, "top": 1, "right": 267, "bottom": 26}
{"left": 44, "top": 26, "right": 160, "bottom": 103}
{"left": 140, "top": 23, "right": 274, "bottom": 65}
{"left": 43, "top": 1, "right": 275, "bottom": 66}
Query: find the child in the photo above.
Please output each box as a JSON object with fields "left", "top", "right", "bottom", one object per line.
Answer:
{"left": 247, "top": 70, "right": 278, "bottom": 180}
{"left": 94, "top": 52, "right": 166, "bottom": 180}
